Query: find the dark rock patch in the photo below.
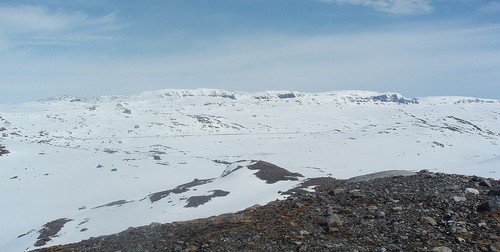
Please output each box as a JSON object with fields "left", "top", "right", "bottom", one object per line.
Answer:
{"left": 149, "top": 178, "right": 214, "bottom": 203}
{"left": 185, "top": 190, "right": 230, "bottom": 208}
{"left": 17, "top": 229, "right": 35, "bottom": 238}
{"left": 209, "top": 93, "right": 236, "bottom": 100}
{"left": 0, "top": 144, "right": 9, "bottom": 156}
{"left": 221, "top": 165, "right": 245, "bottom": 177}
{"left": 247, "top": 161, "right": 303, "bottom": 184}
{"left": 103, "top": 148, "right": 117, "bottom": 154}
{"left": 277, "top": 93, "right": 296, "bottom": 99}
{"left": 213, "top": 159, "right": 232, "bottom": 165}
{"left": 92, "top": 200, "right": 133, "bottom": 209}
{"left": 34, "top": 218, "right": 73, "bottom": 247}
{"left": 371, "top": 93, "right": 418, "bottom": 104}
{"left": 447, "top": 116, "right": 483, "bottom": 131}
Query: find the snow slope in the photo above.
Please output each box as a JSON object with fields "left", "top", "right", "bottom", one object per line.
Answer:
{"left": 0, "top": 89, "right": 498, "bottom": 251}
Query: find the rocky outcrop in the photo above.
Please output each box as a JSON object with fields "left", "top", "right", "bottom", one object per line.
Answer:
{"left": 371, "top": 93, "right": 419, "bottom": 104}
{"left": 34, "top": 171, "right": 499, "bottom": 252}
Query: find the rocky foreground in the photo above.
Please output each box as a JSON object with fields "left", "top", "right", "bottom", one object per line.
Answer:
{"left": 35, "top": 171, "right": 499, "bottom": 252}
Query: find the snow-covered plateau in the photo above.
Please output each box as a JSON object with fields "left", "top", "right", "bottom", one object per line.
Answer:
{"left": 0, "top": 89, "right": 498, "bottom": 251}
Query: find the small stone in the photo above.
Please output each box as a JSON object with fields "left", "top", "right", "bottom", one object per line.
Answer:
{"left": 326, "top": 226, "right": 339, "bottom": 233}
{"left": 420, "top": 216, "right": 437, "bottom": 226}
{"left": 392, "top": 206, "right": 403, "bottom": 212}
{"left": 111, "top": 168, "right": 117, "bottom": 172}
{"left": 451, "top": 226, "right": 468, "bottom": 233}
{"left": 299, "top": 230, "right": 310, "bottom": 236}
{"left": 452, "top": 196, "right": 466, "bottom": 202}
{"left": 465, "top": 188, "right": 479, "bottom": 195}
{"left": 349, "top": 189, "right": 367, "bottom": 199}
{"left": 478, "top": 222, "right": 487, "bottom": 228}
{"left": 322, "top": 214, "right": 343, "bottom": 227}
{"left": 368, "top": 205, "right": 378, "bottom": 214}
{"left": 431, "top": 246, "right": 452, "bottom": 252}
{"left": 478, "top": 199, "right": 500, "bottom": 212}
{"left": 376, "top": 210, "right": 386, "bottom": 218}
{"left": 456, "top": 237, "right": 465, "bottom": 243}
{"left": 328, "top": 188, "right": 344, "bottom": 196}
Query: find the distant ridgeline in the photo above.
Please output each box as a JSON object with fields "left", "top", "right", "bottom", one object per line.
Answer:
{"left": 37, "top": 89, "right": 424, "bottom": 105}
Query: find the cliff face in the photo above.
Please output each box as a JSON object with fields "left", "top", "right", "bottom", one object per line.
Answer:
{"left": 35, "top": 171, "right": 499, "bottom": 252}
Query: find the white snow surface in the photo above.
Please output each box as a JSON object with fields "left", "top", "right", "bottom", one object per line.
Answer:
{"left": 0, "top": 89, "right": 499, "bottom": 251}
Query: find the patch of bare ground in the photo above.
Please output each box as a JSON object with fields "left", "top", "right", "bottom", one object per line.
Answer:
{"left": 34, "top": 218, "right": 73, "bottom": 247}
{"left": 185, "top": 190, "right": 230, "bottom": 208}
{"left": 92, "top": 200, "right": 133, "bottom": 209}
{"left": 149, "top": 178, "right": 214, "bottom": 203}
{"left": 247, "top": 161, "right": 303, "bottom": 184}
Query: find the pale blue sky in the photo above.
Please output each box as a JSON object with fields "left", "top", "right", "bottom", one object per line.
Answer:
{"left": 1, "top": 0, "right": 499, "bottom": 103}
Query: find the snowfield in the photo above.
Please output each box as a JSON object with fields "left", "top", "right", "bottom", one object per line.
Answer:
{"left": 0, "top": 89, "right": 498, "bottom": 251}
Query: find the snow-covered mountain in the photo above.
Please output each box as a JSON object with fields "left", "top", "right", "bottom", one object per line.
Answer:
{"left": 0, "top": 89, "right": 498, "bottom": 251}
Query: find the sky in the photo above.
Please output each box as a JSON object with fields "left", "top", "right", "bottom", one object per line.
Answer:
{"left": 0, "top": 0, "right": 499, "bottom": 103}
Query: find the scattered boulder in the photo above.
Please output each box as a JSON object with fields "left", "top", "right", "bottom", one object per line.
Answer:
{"left": 321, "top": 214, "right": 343, "bottom": 227}
{"left": 420, "top": 216, "right": 437, "bottom": 226}
{"left": 465, "top": 188, "right": 479, "bottom": 195}
{"left": 479, "top": 179, "right": 493, "bottom": 188}
{"left": 431, "top": 246, "right": 452, "bottom": 252}
{"left": 452, "top": 196, "right": 466, "bottom": 202}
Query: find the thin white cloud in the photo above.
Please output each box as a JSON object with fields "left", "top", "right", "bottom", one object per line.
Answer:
{"left": 479, "top": 1, "right": 500, "bottom": 12}
{"left": 2, "top": 22, "right": 499, "bottom": 102}
{"left": 0, "top": 5, "right": 120, "bottom": 48}
{"left": 321, "top": 0, "right": 433, "bottom": 15}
